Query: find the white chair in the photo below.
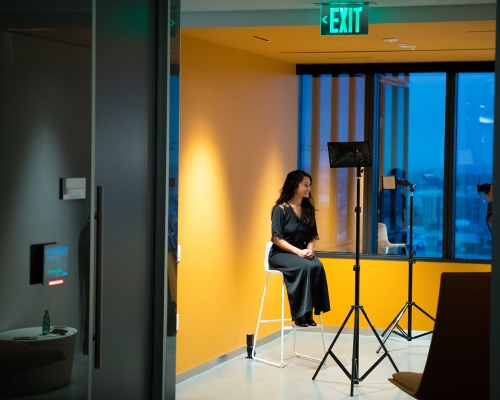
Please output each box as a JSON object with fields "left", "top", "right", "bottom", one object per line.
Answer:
{"left": 252, "top": 241, "right": 327, "bottom": 368}
{"left": 378, "top": 223, "right": 407, "bottom": 255}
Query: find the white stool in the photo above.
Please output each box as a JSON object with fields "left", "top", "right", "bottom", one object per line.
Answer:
{"left": 252, "top": 241, "right": 326, "bottom": 368}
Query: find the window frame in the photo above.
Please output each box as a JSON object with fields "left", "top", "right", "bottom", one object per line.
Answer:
{"left": 297, "top": 61, "right": 494, "bottom": 262}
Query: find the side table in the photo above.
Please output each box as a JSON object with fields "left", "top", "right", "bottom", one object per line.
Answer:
{"left": 0, "top": 326, "right": 77, "bottom": 394}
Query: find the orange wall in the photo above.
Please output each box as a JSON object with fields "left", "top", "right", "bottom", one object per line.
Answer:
{"left": 178, "top": 34, "right": 299, "bottom": 374}
{"left": 319, "top": 258, "right": 490, "bottom": 332}
{"left": 177, "top": 33, "right": 491, "bottom": 376}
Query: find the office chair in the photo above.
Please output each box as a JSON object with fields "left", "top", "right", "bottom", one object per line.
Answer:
{"left": 389, "top": 272, "right": 490, "bottom": 399}
{"left": 378, "top": 223, "right": 407, "bottom": 255}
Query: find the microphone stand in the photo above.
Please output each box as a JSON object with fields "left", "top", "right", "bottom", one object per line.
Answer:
{"left": 376, "top": 181, "right": 435, "bottom": 353}
{"left": 312, "top": 163, "right": 398, "bottom": 397}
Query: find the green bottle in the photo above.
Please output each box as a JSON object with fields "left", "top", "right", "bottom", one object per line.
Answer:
{"left": 42, "top": 310, "right": 50, "bottom": 335}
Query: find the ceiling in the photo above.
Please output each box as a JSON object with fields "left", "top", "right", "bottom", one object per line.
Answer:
{"left": 0, "top": 0, "right": 496, "bottom": 64}
{"left": 181, "top": 0, "right": 496, "bottom": 64}
{"left": 180, "top": 0, "right": 495, "bottom": 12}
{"left": 182, "top": 21, "right": 495, "bottom": 64}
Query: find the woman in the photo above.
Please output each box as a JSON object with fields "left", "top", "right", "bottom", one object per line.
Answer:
{"left": 269, "top": 170, "right": 330, "bottom": 327}
{"left": 484, "top": 184, "right": 493, "bottom": 234}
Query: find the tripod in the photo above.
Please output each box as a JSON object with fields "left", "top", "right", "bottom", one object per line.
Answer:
{"left": 376, "top": 181, "right": 434, "bottom": 353}
{"left": 312, "top": 164, "right": 399, "bottom": 397}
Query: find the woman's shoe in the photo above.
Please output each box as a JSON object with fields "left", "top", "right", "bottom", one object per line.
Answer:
{"left": 305, "top": 311, "right": 317, "bottom": 326}
{"left": 294, "top": 315, "right": 308, "bottom": 327}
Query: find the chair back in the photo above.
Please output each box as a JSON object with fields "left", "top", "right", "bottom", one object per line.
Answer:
{"left": 416, "top": 272, "right": 490, "bottom": 399}
{"left": 264, "top": 241, "right": 273, "bottom": 272}
{"left": 377, "top": 223, "right": 391, "bottom": 247}
{"left": 378, "top": 223, "right": 406, "bottom": 255}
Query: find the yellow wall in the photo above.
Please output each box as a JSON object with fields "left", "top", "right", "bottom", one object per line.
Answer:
{"left": 319, "top": 258, "right": 490, "bottom": 332}
{"left": 177, "top": 33, "right": 491, "bottom": 375}
{"left": 178, "top": 34, "right": 298, "bottom": 374}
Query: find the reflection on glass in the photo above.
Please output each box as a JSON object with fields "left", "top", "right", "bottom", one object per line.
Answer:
{"left": 379, "top": 73, "right": 446, "bottom": 258}
{"left": 0, "top": 26, "right": 91, "bottom": 399}
{"left": 454, "top": 73, "right": 494, "bottom": 259}
{"left": 299, "top": 74, "right": 365, "bottom": 252}
{"left": 165, "top": 1, "right": 180, "bottom": 398}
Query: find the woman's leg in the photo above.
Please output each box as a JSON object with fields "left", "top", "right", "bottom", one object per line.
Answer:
{"left": 269, "top": 253, "right": 330, "bottom": 320}
{"left": 304, "top": 310, "right": 317, "bottom": 326}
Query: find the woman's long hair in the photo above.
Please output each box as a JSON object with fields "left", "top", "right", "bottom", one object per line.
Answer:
{"left": 274, "top": 170, "right": 316, "bottom": 225}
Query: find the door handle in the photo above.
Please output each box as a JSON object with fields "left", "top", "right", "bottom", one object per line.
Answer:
{"left": 94, "top": 186, "right": 103, "bottom": 368}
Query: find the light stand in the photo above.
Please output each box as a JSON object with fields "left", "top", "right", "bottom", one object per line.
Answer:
{"left": 376, "top": 177, "right": 435, "bottom": 353}
{"left": 312, "top": 142, "right": 398, "bottom": 397}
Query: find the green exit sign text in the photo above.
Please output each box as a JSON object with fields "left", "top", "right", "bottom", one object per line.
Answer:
{"left": 320, "top": 3, "right": 369, "bottom": 36}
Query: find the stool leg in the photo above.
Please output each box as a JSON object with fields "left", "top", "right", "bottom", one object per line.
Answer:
{"left": 319, "top": 313, "right": 326, "bottom": 355}
{"left": 293, "top": 313, "right": 327, "bottom": 365}
{"left": 253, "top": 274, "right": 270, "bottom": 358}
{"left": 279, "top": 278, "right": 285, "bottom": 367}
{"left": 253, "top": 273, "right": 290, "bottom": 368}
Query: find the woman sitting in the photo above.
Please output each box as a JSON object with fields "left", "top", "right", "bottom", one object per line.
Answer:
{"left": 269, "top": 170, "right": 331, "bottom": 327}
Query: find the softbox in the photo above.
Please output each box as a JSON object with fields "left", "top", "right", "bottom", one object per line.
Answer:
{"left": 327, "top": 141, "right": 372, "bottom": 168}
{"left": 382, "top": 175, "right": 397, "bottom": 190}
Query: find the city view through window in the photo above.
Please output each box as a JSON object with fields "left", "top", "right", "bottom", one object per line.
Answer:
{"left": 299, "top": 69, "right": 494, "bottom": 260}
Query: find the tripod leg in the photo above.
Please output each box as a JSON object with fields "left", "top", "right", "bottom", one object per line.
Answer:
{"left": 350, "top": 308, "right": 360, "bottom": 396}
{"left": 312, "top": 307, "right": 354, "bottom": 381}
{"left": 379, "top": 302, "right": 408, "bottom": 338}
{"left": 407, "top": 302, "right": 435, "bottom": 340}
{"left": 376, "top": 302, "right": 410, "bottom": 353}
{"left": 361, "top": 307, "right": 399, "bottom": 374}
{"left": 412, "top": 302, "right": 435, "bottom": 321}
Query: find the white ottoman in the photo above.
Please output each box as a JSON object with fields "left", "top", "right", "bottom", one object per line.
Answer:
{"left": 0, "top": 327, "right": 77, "bottom": 394}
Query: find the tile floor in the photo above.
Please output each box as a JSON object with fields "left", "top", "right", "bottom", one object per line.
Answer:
{"left": 176, "top": 331, "right": 430, "bottom": 400}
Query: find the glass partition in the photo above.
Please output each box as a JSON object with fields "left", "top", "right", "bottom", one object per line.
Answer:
{"left": 0, "top": 9, "right": 91, "bottom": 399}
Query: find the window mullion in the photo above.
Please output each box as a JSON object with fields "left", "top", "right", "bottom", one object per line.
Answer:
{"left": 443, "top": 72, "right": 457, "bottom": 259}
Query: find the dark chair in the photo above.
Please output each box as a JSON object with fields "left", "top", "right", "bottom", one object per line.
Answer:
{"left": 389, "top": 272, "right": 490, "bottom": 399}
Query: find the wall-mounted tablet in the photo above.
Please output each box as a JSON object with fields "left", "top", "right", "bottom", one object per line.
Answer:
{"left": 43, "top": 244, "right": 68, "bottom": 286}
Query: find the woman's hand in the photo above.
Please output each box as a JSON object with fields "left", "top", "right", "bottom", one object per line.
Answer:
{"left": 298, "top": 248, "right": 314, "bottom": 259}
{"left": 273, "top": 238, "right": 315, "bottom": 259}
{"left": 486, "top": 184, "right": 493, "bottom": 202}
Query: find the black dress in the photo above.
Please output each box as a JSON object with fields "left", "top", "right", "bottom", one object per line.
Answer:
{"left": 268, "top": 203, "right": 330, "bottom": 318}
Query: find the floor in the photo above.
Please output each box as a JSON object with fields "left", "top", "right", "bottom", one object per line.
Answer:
{"left": 176, "top": 331, "right": 430, "bottom": 400}
{"left": 2, "top": 331, "right": 429, "bottom": 399}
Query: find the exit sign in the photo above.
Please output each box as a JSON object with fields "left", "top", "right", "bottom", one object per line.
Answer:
{"left": 320, "top": 3, "right": 369, "bottom": 36}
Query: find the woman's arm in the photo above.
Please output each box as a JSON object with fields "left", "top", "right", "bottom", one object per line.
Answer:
{"left": 306, "top": 239, "right": 315, "bottom": 258}
{"left": 485, "top": 185, "right": 493, "bottom": 233}
{"left": 271, "top": 204, "right": 314, "bottom": 259}
{"left": 486, "top": 201, "right": 493, "bottom": 234}
{"left": 273, "top": 237, "right": 314, "bottom": 259}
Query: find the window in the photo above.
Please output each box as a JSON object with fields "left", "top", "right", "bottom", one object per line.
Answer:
{"left": 454, "top": 72, "right": 494, "bottom": 259}
{"left": 378, "top": 73, "right": 446, "bottom": 258}
{"left": 299, "top": 74, "right": 365, "bottom": 252}
{"left": 298, "top": 64, "right": 494, "bottom": 260}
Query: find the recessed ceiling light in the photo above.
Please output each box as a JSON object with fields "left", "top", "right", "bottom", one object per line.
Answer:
{"left": 398, "top": 45, "right": 416, "bottom": 49}
{"left": 253, "top": 36, "right": 270, "bottom": 42}
{"left": 383, "top": 38, "right": 398, "bottom": 43}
